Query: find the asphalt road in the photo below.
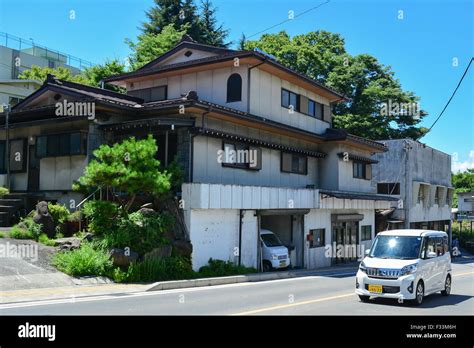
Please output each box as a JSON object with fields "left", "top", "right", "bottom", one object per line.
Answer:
{"left": 1, "top": 261, "right": 472, "bottom": 315}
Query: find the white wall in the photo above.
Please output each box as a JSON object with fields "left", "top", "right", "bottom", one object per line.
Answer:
{"left": 40, "top": 156, "right": 87, "bottom": 191}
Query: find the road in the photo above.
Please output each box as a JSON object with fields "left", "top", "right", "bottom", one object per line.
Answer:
{"left": 1, "top": 261, "right": 472, "bottom": 315}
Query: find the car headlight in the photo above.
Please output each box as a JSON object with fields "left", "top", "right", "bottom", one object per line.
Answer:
{"left": 400, "top": 263, "right": 418, "bottom": 276}
{"left": 359, "top": 261, "right": 367, "bottom": 273}
{"left": 271, "top": 254, "right": 278, "bottom": 260}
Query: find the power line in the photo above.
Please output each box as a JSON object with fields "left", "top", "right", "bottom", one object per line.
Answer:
{"left": 419, "top": 57, "right": 473, "bottom": 139}
{"left": 231, "top": 0, "right": 330, "bottom": 45}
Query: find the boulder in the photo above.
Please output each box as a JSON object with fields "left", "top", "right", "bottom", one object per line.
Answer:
{"left": 55, "top": 237, "right": 82, "bottom": 252}
{"left": 172, "top": 240, "right": 193, "bottom": 257}
{"left": 109, "top": 248, "right": 139, "bottom": 267}
{"left": 33, "top": 201, "right": 55, "bottom": 238}
{"left": 143, "top": 245, "right": 173, "bottom": 261}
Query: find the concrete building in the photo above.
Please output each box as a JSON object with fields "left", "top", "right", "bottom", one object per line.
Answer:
{"left": 0, "top": 32, "right": 91, "bottom": 106}
{"left": 0, "top": 36, "right": 397, "bottom": 269}
{"left": 457, "top": 191, "right": 474, "bottom": 214}
{"left": 372, "top": 139, "right": 453, "bottom": 234}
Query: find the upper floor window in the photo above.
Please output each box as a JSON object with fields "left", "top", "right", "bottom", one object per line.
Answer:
{"left": 226, "top": 74, "right": 242, "bottom": 102}
{"left": 128, "top": 86, "right": 167, "bottom": 102}
{"left": 36, "top": 132, "right": 87, "bottom": 158}
{"left": 353, "top": 161, "right": 371, "bottom": 180}
{"left": 281, "top": 88, "right": 299, "bottom": 112}
{"left": 377, "top": 183, "right": 400, "bottom": 195}
{"left": 281, "top": 152, "right": 307, "bottom": 175}
{"left": 221, "top": 141, "right": 261, "bottom": 170}
{"left": 307, "top": 99, "right": 324, "bottom": 119}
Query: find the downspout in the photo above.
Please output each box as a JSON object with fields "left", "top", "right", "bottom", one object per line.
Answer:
{"left": 238, "top": 209, "right": 243, "bottom": 266}
{"left": 247, "top": 60, "right": 266, "bottom": 113}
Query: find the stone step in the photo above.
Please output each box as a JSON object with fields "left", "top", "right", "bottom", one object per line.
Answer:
{"left": 0, "top": 205, "right": 18, "bottom": 212}
{"left": 0, "top": 199, "right": 23, "bottom": 207}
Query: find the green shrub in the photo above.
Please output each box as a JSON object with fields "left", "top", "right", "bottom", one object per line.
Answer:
{"left": 198, "top": 258, "right": 257, "bottom": 278}
{"left": 38, "top": 233, "right": 55, "bottom": 246}
{"left": 83, "top": 200, "right": 119, "bottom": 236}
{"left": 0, "top": 187, "right": 9, "bottom": 197}
{"left": 0, "top": 232, "right": 5, "bottom": 238}
{"left": 67, "top": 210, "right": 82, "bottom": 222}
{"left": 53, "top": 243, "right": 113, "bottom": 277}
{"left": 10, "top": 218, "right": 42, "bottom": 240}
{"left": 114, "top": 256, "right": 193, "bottom": 283}
{"left": 48, "top": 203, "right": 70, "bottom": 224}
{"left": 55, "top": 232, "right": 64, "bottom": 239}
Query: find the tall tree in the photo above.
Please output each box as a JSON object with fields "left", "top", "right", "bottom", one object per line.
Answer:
{"left": 126, "top": 24, "right": 188, "bottom": 70}
{"left": 140, "top": 0, "right": 228, "bottom": 46}
{"left": 198, "top": 0, "right": 228, "bottom": 46}
{"left": 245, "top": 30, "right": 428, "bottom": 140}
{"left": 82, "top": 59, "right": 126, "bottom": 91}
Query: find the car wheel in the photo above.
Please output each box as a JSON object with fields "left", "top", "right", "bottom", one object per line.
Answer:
{"left": 441, "top": 275, "right": 451, "bottom": 296}
{"left": 413, "top": 281, "right": 424, "bottom": 306}
{"left": 358, "top": 295, "right": 370, "bottom": 302}
{"left": 263, "top": 261, "right": 272, "bottom": 272}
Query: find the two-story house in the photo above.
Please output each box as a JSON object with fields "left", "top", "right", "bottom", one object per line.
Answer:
{"left": 0, "top": 36, "right": 397, "bottom": 270}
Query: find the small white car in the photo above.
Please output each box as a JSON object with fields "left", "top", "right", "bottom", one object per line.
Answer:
{"left": 260, "top": 229, "right": 291, "bottom": 272}
{"left": 355, "top": 229, "right": 451, "bottom": 305}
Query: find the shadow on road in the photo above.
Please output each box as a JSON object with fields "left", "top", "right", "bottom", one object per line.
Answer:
{"left": 364, "top": 293, "right": 472, "bottom": 309}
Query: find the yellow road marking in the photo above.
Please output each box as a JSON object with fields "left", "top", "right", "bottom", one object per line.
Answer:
{"left": 232, "top": 293, "right": 354, "bottom": 315}
{"left": 232, "top": 271, "right": 474, "bottom": 315}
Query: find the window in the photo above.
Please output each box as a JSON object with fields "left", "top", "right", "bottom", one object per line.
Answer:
{"left": 0, "top": 141, "right": 5, "bottom": 173}
{"left": 314, "top": 101, "right": 324, "bottom": 119}
{"left": 281, "top": 88, "right": 299, "bottom": 112}
{"left": 221, "top": 141, "right": 261, "bottom": 170}
{"left": 128, "top": 86, "right": 167, "bottom": 102}
{"left": 361, "top": 225, "right": 372, "bottom": 241}
{"left": 417, "top": 187, "right": 424, "bottom": 204}
{"left": 9, "top": 139, "right": 26, "bottom": 173}
{"left": 281, "top": 152, "right": 307, "bottom": 175}
{"left": 377, "top": 183, "right": 400, "bottom": 195}
{"left": 309, "top": 229, "right": 325, "bottom": 248}
{"left": 226, "top": 74, "right": 242, "bottom": 102}
{"left": 435, "top": 237, "right": 444, "bottom": 256}
{"left": 353, "top": 161, "right": 366, "bottom": 179}
{"left": 8, "top": 96, "right": 23, "bottom": 106}
{"left": 443, "top": 236, "right": 449, "bottom": 254}
{"left": 36, "top": 133, "right": 87, "bottom": 158}
{"left": 434, "top": 187, "right": 442, "bottom": 205}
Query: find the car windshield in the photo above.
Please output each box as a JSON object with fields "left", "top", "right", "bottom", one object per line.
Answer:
{"left": 261, "top": 233, "right": 283, "bottom": 247}
{"left": 369, "top": 235, "right": 422, "bottom": 260}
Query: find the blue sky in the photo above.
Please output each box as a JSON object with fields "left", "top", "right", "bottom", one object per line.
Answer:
{"left": 0, "top": 0, "right": 472, "bottom": 171}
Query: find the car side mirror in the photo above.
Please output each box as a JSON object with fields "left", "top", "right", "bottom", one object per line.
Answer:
{"left": 426, "top": 251, "right": 437, "bottom": 259}
{"left": 365, "top": 249, "right": 370, "bottom": 256}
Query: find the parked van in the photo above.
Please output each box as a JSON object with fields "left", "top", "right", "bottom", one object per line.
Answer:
{"left": 260, "top": 229, "right": 291, "bottom": 272}
{"left": 355, "top": 230, "right": 451, "bottom": 305}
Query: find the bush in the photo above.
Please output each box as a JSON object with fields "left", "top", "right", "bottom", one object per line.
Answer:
{"left": 198, "top": 258, "right": 257, "bottom": 278}
{"left": 38, "top": 233, "right": 55, "bottom": 246}
{"left": 0, "top": 187, "right": 9, "bottom": 197}
{"left": 10, "top": 218, "right": 42, "bottom": 240}
{"left": 53, "top": 243, "right": 113, "bottom": 277}
{"left": 114, "top": 256, "right": 193, "bottom": 283}
{"left": 83, "top": 200, "right": 119, "bottom": 236}
{"left": 101, "top": 211, "right": 172, "bottom": 255}
{"left": 0, "top": 232, "right": 4, "bottom": 238}
{"left": 48, "top": 203, "right": 70, "bottom": 224}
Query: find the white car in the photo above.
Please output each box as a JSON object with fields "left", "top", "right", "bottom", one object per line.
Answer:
{"left": 260, "top": 229, "right": 291, "bottom": 272}
{"left": 355, "top": 229, "right": 451, "bottom": 305}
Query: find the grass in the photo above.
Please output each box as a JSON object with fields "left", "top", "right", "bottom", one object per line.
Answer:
{"left": 53, "top": 243, "right": 113, "bottom": 277}
{"left": 10, "top": 225, "right": 34, "bottom": 239}
{"left": 38, "top": 233, "right": 56, "bottom": 247}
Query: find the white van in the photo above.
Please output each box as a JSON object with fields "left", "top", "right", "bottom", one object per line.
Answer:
{"left": 260, "top": 229, "right": 291, "bottom": 272}
{"left": 355, "top": 230, "right": 451, "bottom": 305}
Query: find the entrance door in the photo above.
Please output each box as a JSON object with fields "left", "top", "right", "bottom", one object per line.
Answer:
{"left": 332, "top": 221, "right": 359, "bottom": 263}
{"left": 28, "top": 145, "right": 40, "bottom": 191}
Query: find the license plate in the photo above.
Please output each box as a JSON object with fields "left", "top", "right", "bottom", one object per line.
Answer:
{"left": 368, "top": 285, "right": 382, "bottom": 293}
{"left": 280, "top": 262, "right": 286, "bottom": 267}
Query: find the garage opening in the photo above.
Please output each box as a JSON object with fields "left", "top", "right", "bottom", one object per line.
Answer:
{"left": 259, "top": 209, "right": 309, "bottom": 271}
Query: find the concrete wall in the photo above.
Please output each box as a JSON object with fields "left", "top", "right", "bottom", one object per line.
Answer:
{"left": 458, "top": 192, "right": 474, "bottom": 212}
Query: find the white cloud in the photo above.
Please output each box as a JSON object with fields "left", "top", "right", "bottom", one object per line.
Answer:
{"left": 452, "top": 150, "right": 474, "bottom": 173}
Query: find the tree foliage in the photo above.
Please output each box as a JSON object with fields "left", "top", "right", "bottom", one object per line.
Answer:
{"left": 140, "top": 0, "right": 228, "bottom": 47}
{"left": 77, "top": 135, "right": 171, "bottom": 211}
{"left": 244, "top": 30, "right": 428, "bottom": 140}
{"left": 19, "top": 65, "right": 88, "bottom": 85}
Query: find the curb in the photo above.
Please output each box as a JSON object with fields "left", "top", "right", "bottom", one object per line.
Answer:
{"left": 146, "top": 267, "right": 358, "bottom": 292}
{"left": 146, "top": 271, "right": 297, "bottom": 291}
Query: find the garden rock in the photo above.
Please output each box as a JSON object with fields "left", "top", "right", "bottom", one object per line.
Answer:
{"left": 172, "top": 240, "right": 193, "bottom": 257}
{"left": 144, "top": 245, "right": 172, "bottom": 261}
{"left": 33, "top": 201, "right": 55, "bottom": 237}
{"left": 137, "top": 207, "right": 158, "bottom": 217}
{"left": 109, "top": 248, "right": 139, "bottom": 267}
{"left": 55, "top": 237, "right": 82, "bottom": 252}
{"left": 82, "top": 233, "right": 94, "bottom": 242}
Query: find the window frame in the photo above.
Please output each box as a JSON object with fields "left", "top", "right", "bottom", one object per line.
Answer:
{"left": 221, "top": 140, "right": 261, "bottom": 171}
{"left": 226, "top": 73, "right": 242, "bottom": 103}
{"left": 36, "top": 132, "right": 87, "bottom": 159}
{"left": 280, "top": 152, "right": 307, "bottom": 175}
{"left": 361, "top": 225, "right": 372, "bottom": 241}
{"left": 281, "top": 88, "right": 300, "bottom": 112}
{"left": 309, "top": 228, "right": 325, "bottom": 248}
{"left": 353, "top": 161, "right": 366, "bottom": 179}
{"left": 377, "top": 183, "right": 400, "bottom": 195}
{"left": 9, "top": 138, "right": 27, "bottom": 173}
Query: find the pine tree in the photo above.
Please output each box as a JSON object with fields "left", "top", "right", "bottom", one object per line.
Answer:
{"left": 198, "top": 0, "right": 229, "bottom": 47}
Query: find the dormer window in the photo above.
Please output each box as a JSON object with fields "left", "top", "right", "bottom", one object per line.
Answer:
{"left": 226, "top": 73, "right": 242, "bottom": 102}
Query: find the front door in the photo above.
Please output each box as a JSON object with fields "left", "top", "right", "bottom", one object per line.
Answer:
{"left": 28, "top": 145, "right": 40, "bottom": 191}
{"left": 332, "top": 221, "right": 359, "bottom": 263}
